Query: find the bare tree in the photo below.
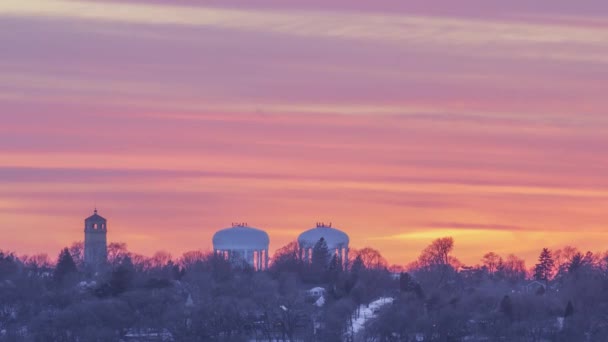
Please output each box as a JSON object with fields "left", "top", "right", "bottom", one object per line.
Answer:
{"left": 150, "top": 251, "right": 172, "bottom": 269}
{"left": 482, "top": 252, "right": 502, "bottom": 274}
{"left": 496, "top": 254, "right": 527, "bottom": 283}
{"left": 270, "top": 241, "right": 302, "bottom": 275}
{"left": 355, "top": 247, "right": 388, "bottom": 270}
{"left": 69, "top": 241, "right": 84, "bottom": 269}
{"left": 22, "top": 253, "right": 52, "bottom": 272}
{"left": 107, "top": 242, "right": 130, "bottom": 266}
{"left": 179, "top": 250, "right": 207, "bottom": 270}
{"left": 418, "top": 237, "right": 454, "bottom": 267}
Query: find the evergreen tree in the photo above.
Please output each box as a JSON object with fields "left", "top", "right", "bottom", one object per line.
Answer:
{"left": 110, "top": 256, "right": 135, "bottom": 295}
{"left": 270, "top": 241, "right": 302, "bottom": 275}
{"left": 564, "top": 300, "right": 574, "bottom": 318}
{"left": 568, "top": 251, "right": 593, "bottom": 275}
{"left": 54, "top": 247, "right": 77, "bottom": 283}
{"left": 533, "top": 248, "right": 555, "bottom": 284}
{"left": 399, "top": 272, "right": 415, "bottom": 293}
{"left": 350, "top": 254, "right": 365, "bottom": 275}
{"left": 0, "top": 251, "right": 18, "bottom": 280}
{"left": 327, "top": 254, "right": 343, "bottom": 288}
{"left": 499, "top": 295, "right": 513, "bottom": 321}
{"left": 568, "top": 252, "right": 584, "bottom": 274}
{"left": 311, "top": 238, "right": 330, "bottom": 282}
{"left": 399, "top": 272, "right": 424, "bottom": 299}
{"left": 311, "top": 238, "right": 330, "bottom": 268}
{"left": 328, "top": 254, "right": 342, "bottom": 274}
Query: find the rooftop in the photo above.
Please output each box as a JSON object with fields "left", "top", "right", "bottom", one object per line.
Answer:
{"left": 85, "top": 208, "right": 106, "bottom": 222}
{"left": 298, "top": 223, "right": 349, "bottom": 249}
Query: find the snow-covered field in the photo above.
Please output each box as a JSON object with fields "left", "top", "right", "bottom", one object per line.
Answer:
{"left": 346, "top": 297, "right": 394, "bottom": 338}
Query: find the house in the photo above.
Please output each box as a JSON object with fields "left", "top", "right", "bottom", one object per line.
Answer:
{"left": 524, "top": 281, "right": 546, "bottom": 294}
{"left": 306, "top": 287, "right": 325, "bottom": 298}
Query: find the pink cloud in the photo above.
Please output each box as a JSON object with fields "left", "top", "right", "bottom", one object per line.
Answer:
{"left": 1, "top": 0, "right": 608, "bottom": 265}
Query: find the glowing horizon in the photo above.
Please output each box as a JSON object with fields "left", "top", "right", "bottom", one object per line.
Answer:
{"left": 2, "top": 0, "right": 608, "bottom": 267}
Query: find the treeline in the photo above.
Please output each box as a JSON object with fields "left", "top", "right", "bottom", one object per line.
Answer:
{"left": 1, "top": 238, "right": 608, "bottom": 341}
{"left": 0, "top": 238, "right": 393, "bottom": 341}
{"left": 368, "top": 238, "right": 608, "bottom": 341}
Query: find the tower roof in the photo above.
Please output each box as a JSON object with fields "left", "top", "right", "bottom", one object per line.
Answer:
{"left": 298, "top": 222, "right": 349, "bottom": 249}
{"left": 212, "top": 223, "right": 270, "bottom": 250}
{"left": 85, "top": 208, "right": 106, "bottom": 222}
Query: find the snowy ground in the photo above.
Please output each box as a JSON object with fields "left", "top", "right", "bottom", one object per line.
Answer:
{"left": 346, "top": 297, "right": 394, "bottom": 338}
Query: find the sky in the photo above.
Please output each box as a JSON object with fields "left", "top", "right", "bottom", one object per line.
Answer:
{"left": 1, "top": 0, "right": 608, "bottom": 266}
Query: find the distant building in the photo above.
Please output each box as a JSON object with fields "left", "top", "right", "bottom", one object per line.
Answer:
{"left": 524, "top": 280, "right": 546, "bottom": 294}
{"left": 84, "top": 208, "right": 108, "bottom": 271}
{"left": 306, "top": 287, "right": 326, "bottom": 299}
{"left": 212, "top": 223, "right": 270, "bottom": 270}
{"left": 298, "top": 222, "right": 349, "bottom": 267}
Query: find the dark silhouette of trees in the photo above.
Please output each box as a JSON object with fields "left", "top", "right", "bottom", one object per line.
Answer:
{"left": 533, "top": 248, "right": 555, "bottom": 285}
{"left": 311, "top": 238, "right": 330, "bottom": 268}
{"left": 6, "top": 238, "right": 608, "bottom": 341}
{"left": 326, "top": 254, "right": 343, "bottom": 286}
{"left": 355, "top": 247, "right": 388, "bottom": 270}
{"left": 54, "top": 247, "right": 77, "bottom": 283}
{"left": 564, "top": 300, "right": 574, "bottom": 318}
{"left": 414, "top": 237, "right": 459, "bottom": 291}
{"left": 554, "top": 245, "right": 579, "bottom": 275}
{"left": 68, "top": 241, "right": 84, "bottom": 270}
{"left": 400, "top": 272, "right": 424, "bottom": 299}
{"left": 0, "top": 251, "right": 19, "bottom": 280}
{"left": 482, "top": 252, "right": 502, "bottom": 274}
{"left": 149, "top": 250, "right": 172, "bottom": 269}
{"left": 109, "top": 256, "right": 135, "bottom": 295}
{"left": 269, "top": 241, "right": 302, "bottom": 275}
{"left": 418, "top": 237, "right": 454, "bottom": 267}
{"left": 418, "top": 237, "right": 454, "bottom": 266}
{"left": 107, "top": 242, "right": 129, "bottom": 267}
{"left": 309, "top": 238, "right": 330, "bottom": 282}
{"left": 319, "top": 298, "right": 354, "bottom": 341}
{"left": 567, "top": 251, "right": 594, "bottom": 275}
{"left": 499, "top": 295, "right": 513, "bottom": 321}
{"left": 22, "top": 253, "right": 52, "bottom": 273}
{"left": 496, "top": 254, "right": 527, "bottom": 283}
{"left": 351, "top": 254, "right": 365, "bottom": 274}
{"left": 179, "top": 250, "right": 206, "bottom": 270}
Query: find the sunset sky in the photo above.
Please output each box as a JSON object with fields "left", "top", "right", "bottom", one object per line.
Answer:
{"left": 2, "top": 0, "right": 608, "bottom": 266}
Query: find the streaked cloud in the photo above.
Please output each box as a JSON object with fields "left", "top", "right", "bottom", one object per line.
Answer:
{"left": 2, "top": 0, "right": 608, "bottom": 64}
{"left": 1, "top": 0, "right": 607, "bottom": 265}
{"left": 424, "top": 222, "right": 524, "bottom": 231}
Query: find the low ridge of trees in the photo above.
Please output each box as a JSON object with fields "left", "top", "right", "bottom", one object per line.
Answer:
{"left": 1, "top": 239, "right": 608, "bottom": 341}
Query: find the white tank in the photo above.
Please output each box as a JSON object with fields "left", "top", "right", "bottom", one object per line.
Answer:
{"left": 212, "top": 223, "right": 270, "bottom": 270}
{"left": 298, "top": 222, "right": 349, "bottom": 265}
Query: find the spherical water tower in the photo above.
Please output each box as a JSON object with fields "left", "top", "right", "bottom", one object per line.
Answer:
{"left": 212, "top": 223, "right": 270, "bottom": 270}
{"left": 298, "top": 222, "right": 349, "bottom": 266}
